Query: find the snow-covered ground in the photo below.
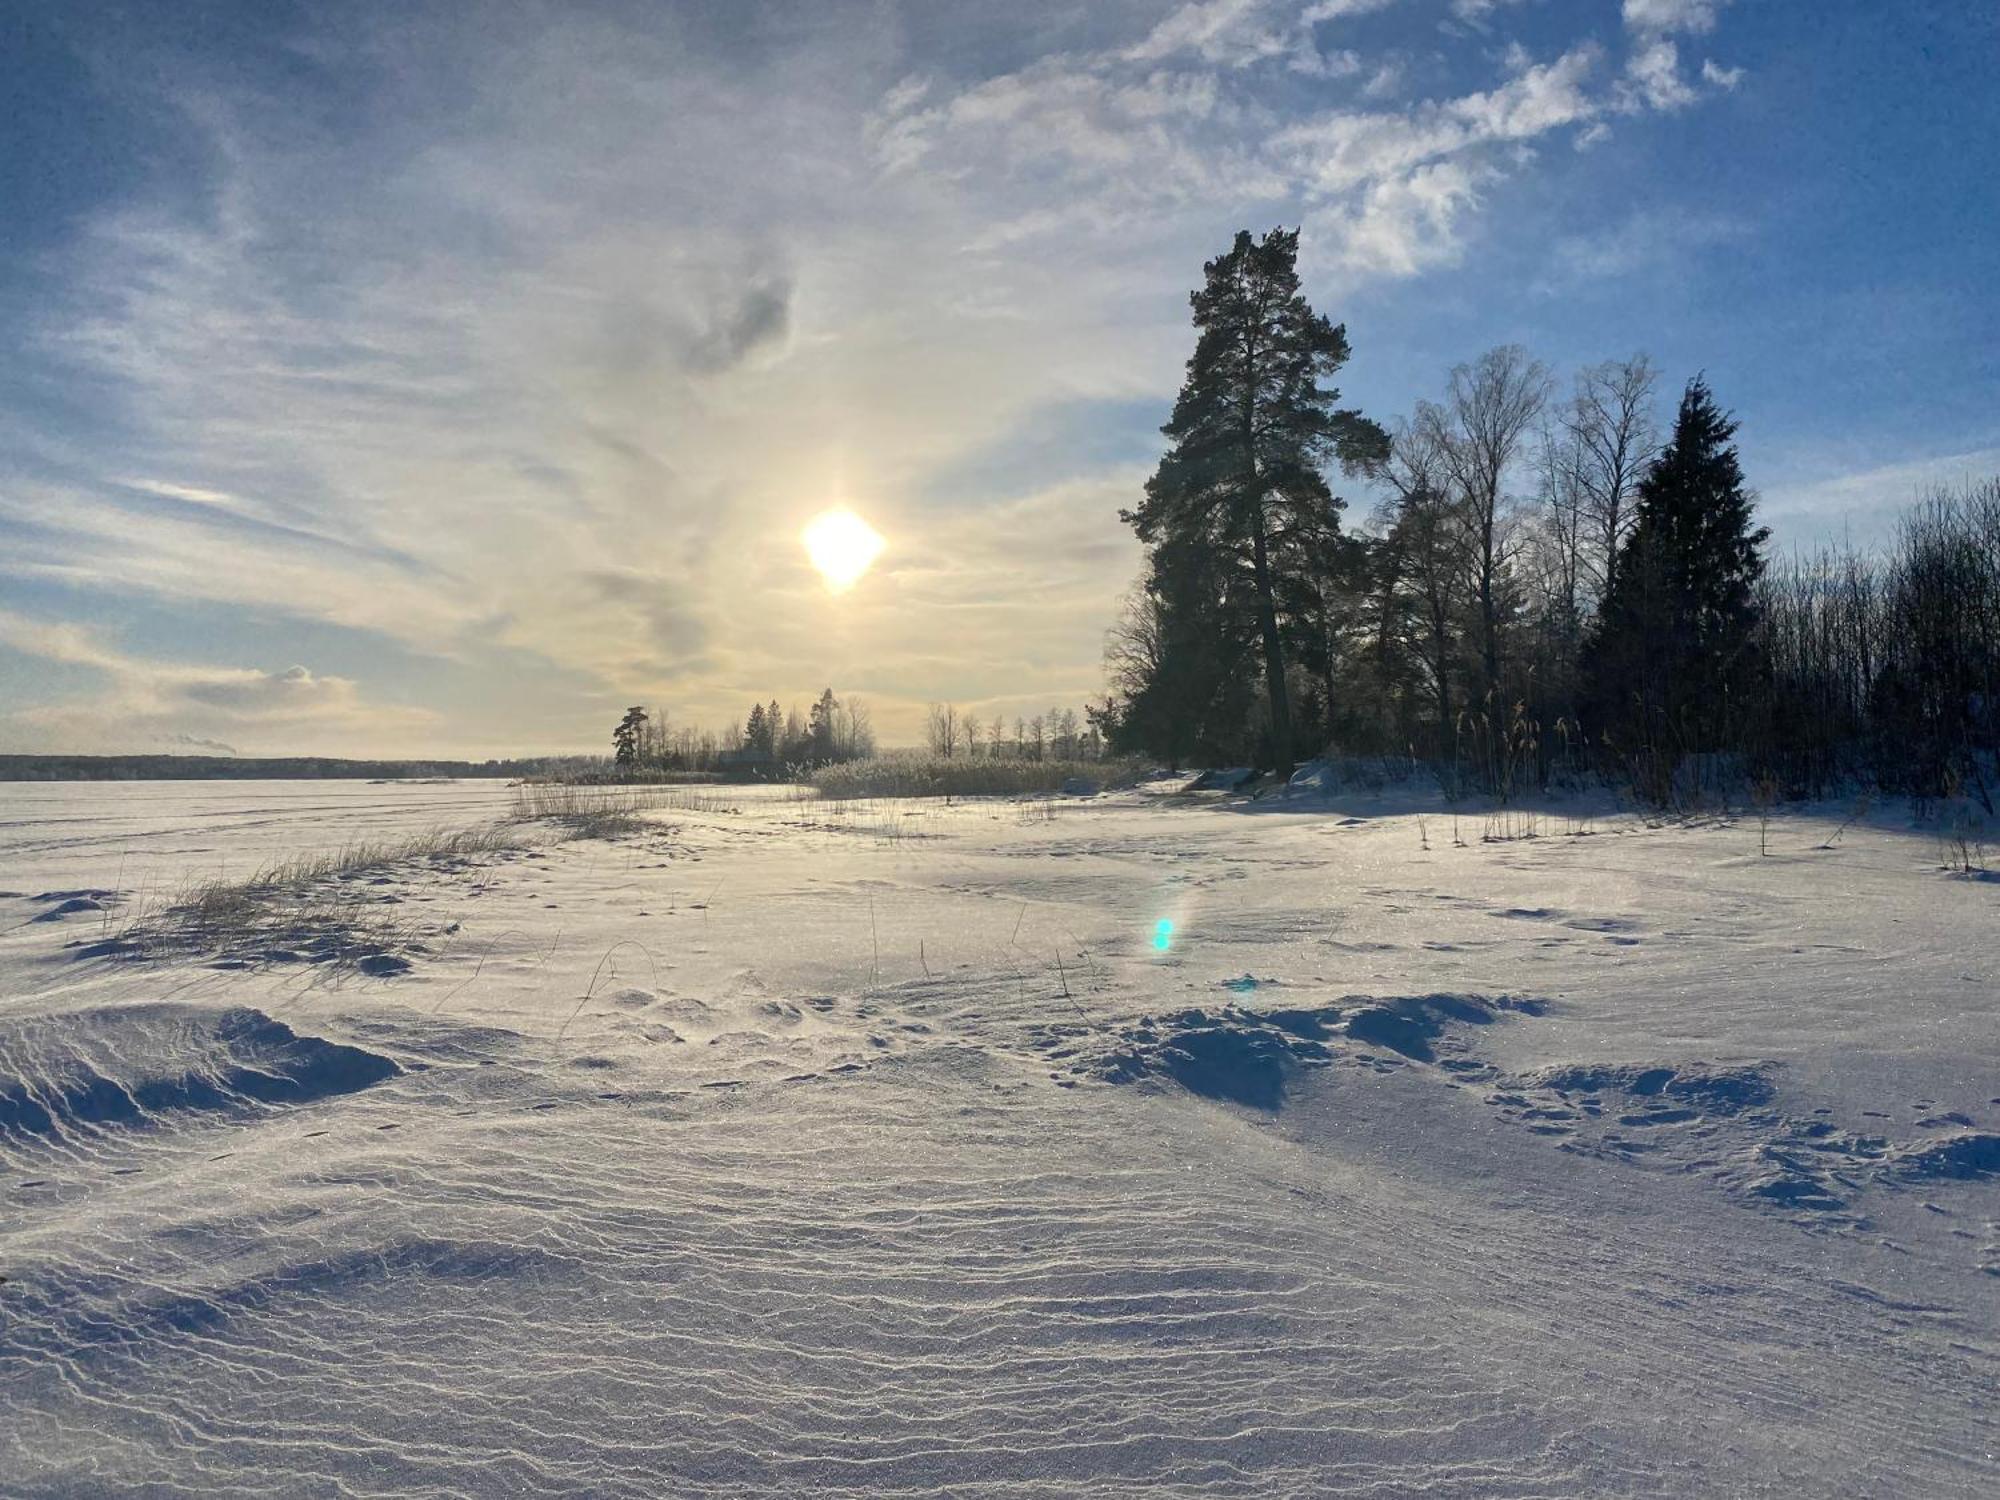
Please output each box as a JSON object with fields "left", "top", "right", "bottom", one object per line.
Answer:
{"left": 2, "top": 777, "right": 1995, "bottom": 1497}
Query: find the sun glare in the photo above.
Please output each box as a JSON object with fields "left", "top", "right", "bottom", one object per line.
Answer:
{"left": 803, "top": 508, "right": 885, "bottom": 593}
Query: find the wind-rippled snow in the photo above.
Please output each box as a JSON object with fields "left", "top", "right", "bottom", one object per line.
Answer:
{"left": 1, "top": 780, "right": 1995, "bottom": 1497}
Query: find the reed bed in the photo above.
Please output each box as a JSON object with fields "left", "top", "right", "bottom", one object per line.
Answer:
{"left": 808, "top": 755, "right": 1142, "bottom": 801}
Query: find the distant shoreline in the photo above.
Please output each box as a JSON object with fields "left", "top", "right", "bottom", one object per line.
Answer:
{"left": 0, "top": 754, "right": 543, "bottom": 782}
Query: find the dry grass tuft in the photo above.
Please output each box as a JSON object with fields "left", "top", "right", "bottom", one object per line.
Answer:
{"left": 111, "top": 826, "right": 520, "bottom": 972}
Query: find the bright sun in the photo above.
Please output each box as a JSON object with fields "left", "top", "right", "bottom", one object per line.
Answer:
{"left": 802, "top": 508, "right": 885, "bottom": 593}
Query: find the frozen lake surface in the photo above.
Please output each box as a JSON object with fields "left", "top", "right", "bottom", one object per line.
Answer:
{"left": 2, "top": 778, "right": 1996, "bottom": 1496}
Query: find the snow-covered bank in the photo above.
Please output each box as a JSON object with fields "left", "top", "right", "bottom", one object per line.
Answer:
{"left": 2, "top": 780, "right": 1995, "bottom": 1496}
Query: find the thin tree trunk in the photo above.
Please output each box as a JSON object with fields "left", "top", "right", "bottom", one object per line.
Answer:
{"left": 1251, "top": 514, "right": 1294, "bottom": 774}
{"left": 1320, "top": 598, "right": 1339, "bottom": 754}
{"left": 1238, "top": 299, "right": 1292, "bottom": 776}
{"left": 1479, "top": 503, "right": 1500, "bottom": 703}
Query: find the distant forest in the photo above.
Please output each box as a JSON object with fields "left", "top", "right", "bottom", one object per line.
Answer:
{"left": 607, "top": 692, "right": 1108, "bottom": 776}
{"left": 1096, "top": 228, "right": 2000, "bottom": 808}
{"left": 606, "top": 690, "right": 874, "bottom": 774}
{"left": 0, "top": 755, "right": 550, "bottom": 782}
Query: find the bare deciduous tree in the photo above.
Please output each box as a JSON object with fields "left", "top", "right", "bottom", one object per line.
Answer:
{"left": 1531, "top": 417, "right": 1591, "bottom": 664}
{"left": 1423, "top": 345, "right": 1552, "bottom": 703}
{"left": 835, "top": 698, "right": 875, "bottom": 760}
{"left": 1562, "top": 354, "right": 1660, "bottom": 599}
{"left": 925, "top": 703, "right": 961, "bottom": 758}
{"left": 1370, "top": 416, "right": 1466, "bottom": 743}
{"left": 1104, "top": 586, "right": 1169, "bottom": 704}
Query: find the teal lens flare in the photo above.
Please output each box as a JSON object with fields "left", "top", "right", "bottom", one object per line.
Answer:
{"left": 1152, "top": 918, "right": 1174, "bottom": 952}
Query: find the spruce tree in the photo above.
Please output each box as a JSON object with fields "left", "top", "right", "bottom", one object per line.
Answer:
{"left": 808, "top": 688, "right": 839, "bottom": 762}
{"left": 1121, "top": 228, "right": 1386, "bottom": 772}
{"left": 1583, "top": 377, "right": 1768, "bottom": 775}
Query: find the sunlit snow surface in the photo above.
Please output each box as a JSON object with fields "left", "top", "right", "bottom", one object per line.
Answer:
{"left": 1, "top": 779, "right": 1996, "bottom": 1497}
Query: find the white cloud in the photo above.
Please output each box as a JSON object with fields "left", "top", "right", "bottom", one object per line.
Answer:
{"left": 1701, "top": 57, "right": 1745, "bottom": 90}
{"left": 1622, "top": 0, "right": 1725, "bottom": 36}
{"left": 118, "top": 478, "right": 246, "bottom": 510}
{"left": 1618, "top": 0, "right": 1737, "bottom": 109}
{"left": 1292, "top": 45, "right": 1364, "bottom": 79}
{"left": 1270, "top": 43, "right": 1601, "bottom": 264}
{"left": 1449, "top": 0, "right": 1531, "bottom": 26}
{"left": 892, "top": 18, "right": 1613, "bottom": 279}
{"left": 1622, "top": 38, "right": 1697, "bottom": 111}
{"left": 1126, "top": 0, "right": 1289, "bottom": 67}
{"left": 1319, "top": 158, "right": 1490, "bottom": 276}
{"left": 1300, "top": 1, "right": 1401, "bottom": 22}
{"left": 1360, "top": 59, "right": 1404, "bottom": 99}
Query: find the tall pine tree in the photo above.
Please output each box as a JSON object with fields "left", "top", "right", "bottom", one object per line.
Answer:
{"left": 613, "top": 706, "right": 648, "bottom": 768}
{"left": 1121, "top": 229, "right": 1386, "bottom": 772}
{"left": 1583, "top": 377, "right": 1768, "bottom": 779}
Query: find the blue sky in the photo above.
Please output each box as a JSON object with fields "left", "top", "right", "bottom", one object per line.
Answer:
{"left": 2, "top": 0, "right": 1995, "bottom": 756}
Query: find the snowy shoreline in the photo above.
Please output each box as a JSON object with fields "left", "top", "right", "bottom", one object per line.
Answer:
{"left": 3, "top": 779, "right": 1995, "bottom": 1497}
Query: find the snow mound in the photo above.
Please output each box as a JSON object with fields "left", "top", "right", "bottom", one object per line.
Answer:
{"left": 1496, "top": 1060, "right": 1998, "bottom": 1219}
{"left": 1522, "top": 1061, "right": 1776, "bottom": 1115}
{"left": 1091, "top": 994, "right": 1529, "bottom": 1108}
{"left": 1286, "top": 759, "right": 1336, "bottom": 792}
{"left": 0, "top": 1005, "right": 399, "bottom": 1141}
{"left": 1186, "top": 766, "right": 1254, "bottom": 791}
{"left": 1344, "top": 992, "right": 1500, "bottom": 1062}
{"left": 30, "top": 896, "right": 112, "bottom": 922}
{"left": 1095, "top": 1007, "right": 1333, "bottom": 1108}
{"left": 13, "top": 1237, "right": 568, "bottom": 1363}
{"left": 643, "top": 995, "right": 717, "bottom": 1026}
{"left": 1887, "top": 1131, "right": 2000, "bottom": 1181}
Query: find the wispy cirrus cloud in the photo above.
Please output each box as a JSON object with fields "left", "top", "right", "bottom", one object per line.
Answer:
{"left": 876, "top": 1, "right": 1736, "bottom": 283}
{"left": 1, "top": 0, "right": 1754, "bottom": 753}
{"left": 1543, "top": 206, "right": 1751, "bottom": 286}
{"left": 1758, "top": 446, "right": 2000, "bottom": 549}
{"left": 0, "top": 608, "right": 433, "bottom": 754}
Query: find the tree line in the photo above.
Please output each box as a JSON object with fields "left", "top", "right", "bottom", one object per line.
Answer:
{"left": 922, "top": 703, "right": 1105, "bottom": 761}
{"left": 610, "top": 690, "right": 876, "bottom": 773}
{"left": 602, "top": 692, "right": 1119, "bottom": 774}
{"left": 1760, "top": 482, "right": 1999, "bottom": 806}
{"left": 1097, "top": 228, "right": 1997, "bottom": 809}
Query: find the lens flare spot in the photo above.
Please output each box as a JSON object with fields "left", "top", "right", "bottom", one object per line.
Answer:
{"left": 1152, "top": 918, "right": 1175, "bottom": 952}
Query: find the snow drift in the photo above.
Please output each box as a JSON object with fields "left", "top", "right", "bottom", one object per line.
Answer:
{"left": 0, "top": 1004, "right": 399, "bottom": 1142}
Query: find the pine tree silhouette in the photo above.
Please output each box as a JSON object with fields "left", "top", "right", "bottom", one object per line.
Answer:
{"left": 1121, "top": 228, "right": 1386, "bottom": 772}
{"left": 613, "top": 706, "right": 648, "bottom": 768}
